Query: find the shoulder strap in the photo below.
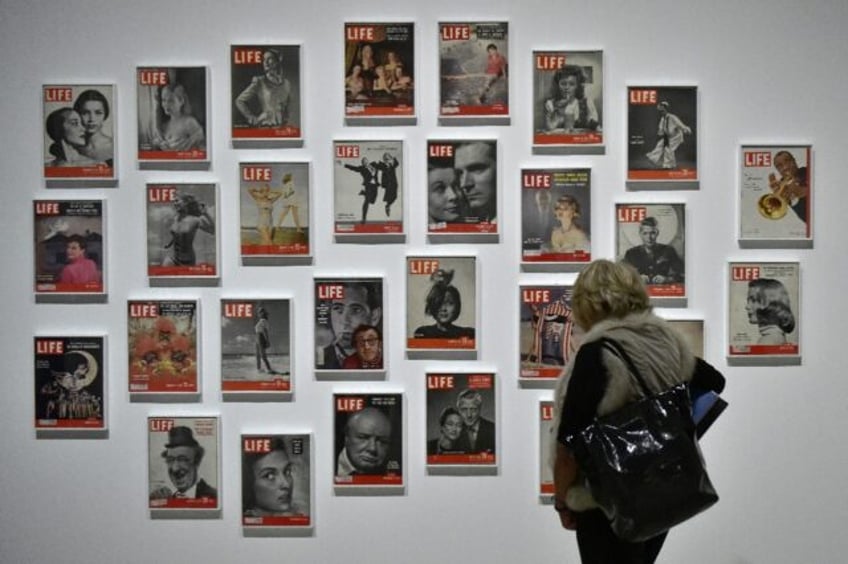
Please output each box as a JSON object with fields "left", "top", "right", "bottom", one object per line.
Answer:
{"left": 599, "top": 337, "right": 653, "bottom": 397}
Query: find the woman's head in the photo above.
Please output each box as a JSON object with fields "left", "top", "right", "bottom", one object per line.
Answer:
{"left": 554, "top": 195, "right": 580, "bottom": 226}
{"left": 175, "top": 193, "right": 202, "bottom": 216}
{"left": 242, "top": 438, "right": 295, "bottom": 514}
{"left": 46, "top": 108, "right": 86, "bottom": 148}
{"left": 262, "top": 49, "right": 283, "bottom": 74}
{"left": 73, "top": 90, "right": 110, "bottom": 135}
{"left": 424, "top": 270, "right": 462, "bottom": 325}
{"left": 572, "top": 260, "right": 650, "bottom": 330}
{"left": 552, "top": 65, "right": 586, "bottom": 100}
{"left": 746, "top": 279, "right": 795, "bottom": 333}
{"left": 428, "top": 160, "right": 461, "bottom": 222}
{"left": 438, "top": 407, "right": 463, "bottom": 441}
{"left": 257, "top": 307, "right": 268, "bottom": 320}
{"left": 160, "top": 84, "right": 191, "bottom": 117}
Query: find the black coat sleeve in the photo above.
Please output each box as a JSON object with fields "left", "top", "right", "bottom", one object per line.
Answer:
{"left": 691, "top": 357, "right": 726, "bottom": 394}
{"left": 556, "top": 340, "right": 608, "bottom": 446}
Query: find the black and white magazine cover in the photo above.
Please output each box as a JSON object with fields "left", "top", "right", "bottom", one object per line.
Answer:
{"left": 739, "top": 145, "right": 812, "bottom": 247}
{"left": 666, "top": 319, "right": 705, "bottom": 357}
{"left": 728, "top": 262, "right": 800, "bottom": 364}
{"left": 333, "top": 393, "right": 403, "bottom": 488}
{"left": 242, "top": 434, "right": 311, "bottom": 529}
{"left": 426, "top": 372, "right": 496, "bottom": 466}
{"left": 148, "top": 416, "right": 219, "bottom": 514}
{"left": 221, "top": 299, "right": 292, "bottom": 396}
{"left": 231, "top": 45, "right": 302, "bottom": 144}
{"left": 532, "top": 51, "right": 603, "bottom": 151}
{"left": 34, "top": 336, "right": 105, "bottom": 435}
{"left": 521, "top": 168, "right": 591, "bottom": 266}
{"left": 627, "top": 86, "right": 697, "bottom": 188}
{"left": 314, "top": 277, "right": 384, "bottom": 373}
{"left": 137, "top": 66, "right": 208, "bottom": 164}
{"left": 333, "top": 140, "right": 403, "bottom": 236}
{"left": 43, "top": 84, "right": 116, "bottom": 182}
{"left": 616, "top": 203, "right": 686, "bottom": 302}
{"left": 539, "top": 401, "right": 554, "bottom": 500}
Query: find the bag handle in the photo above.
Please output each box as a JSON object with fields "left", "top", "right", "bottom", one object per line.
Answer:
{"left": 599, "top": 338, "right": 653, "bottom": 397}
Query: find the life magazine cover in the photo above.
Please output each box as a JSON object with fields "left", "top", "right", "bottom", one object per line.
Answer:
{"left": 34, "top": 199, "right": 104, "bottom": 296}
{"left": 344, "top": 22, "right": 414, "bottom": 119}
{"left": 333, "top": 140, "right": 403, "bottom": 234}
{"left": 426, "top": 372, "right": 496, "bottom": 466}
{"left": 128, "top": 300, "right": 199, "bottom": 395}
{"left": 627, "top": 86, "right": 697, "bottom": 185}
{"left": 34, "top": 336, "right": 105, "bottom": 431}
{"left": 146, "top": 183, "right": 217, "bottom": 280}
{"left": 221, "top": 299, "right": 291, "bottom": 393}
{"left": 148, "top": 416, "right": 219, "bottom": 511}
{"left": 240, "top": 162, "right": 309, "bottom": 257}
{"left": 137, "top": 66, "right": 207, "bottom": 162}
{"left": 314, "top": 278, "right": 384, "bottom": 371}
{"left": 728, "top": 262, "right": 800, "bottom": 360}
{"left": 521, "top": 168, "right": 591, "bottom": 265}
{"left": 334, "top": 393, "right": 403, "bottom": 486}
{"left": 739, "top": 145, "right": 811, "bottom": 245}
{"left": 231, "top": 45, "right": 301, "bottom": 141}
{"left": 532, "top": 51, "right": 602, "bottom": 148}
{"left": 439, "top": 21, "right": 508, "bottom": 117}
{"left": 616, "top": 203, "right": 685, "bottom": 298}
{"left": 407, "top": 256, "right": 476, "bottom": 351}
{"left": 43, "top": 84, "right": 115, "bottom": 180}
{"left": 242, "top": 434, "right": 311, "bottom": 528}
{"left": 427, "top": 139, "right": 498, "bottom": 235}
{"left": 519, "top": 285, "right": 577, "bottom": 380}
{"left": 539, "top": 401, "right": 554, "bottom": 498}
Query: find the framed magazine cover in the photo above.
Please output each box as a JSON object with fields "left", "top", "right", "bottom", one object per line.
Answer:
{"left": 520, "top": 168, "right": 591, "bottom": 271}
{"left": 221, "top": 299, "right": 292, "bottom": 401}
{"left": 239, "top": 162, "right": 311, "bottom": 265}
{"left": 665, "top": 319, "right": 705, "bottom": 357}
{"left": 34, "top": 199, "right": 106, "bottom": 304}
{"left": 148, "top": 415, "right": 220, "bottom": 518}
{"left": 616, "top": 203, "right": 687, "bottom": 307}
{"left": 519, "top": 285, "right": 577, "bottom": 387}
{"left": 333, "top": 140, "right": 404, "bottom": 242}
{"left": 426, "top": 372, "right": 497, "bottom": 473}
{"left": 406, "top": 255, "right": 477, "bottom": 359}
{"left": 626, "top": 86, "right": 698, "bottom": 190}
{"left": 128, "top": 299, "right": 201, "bottom": 402}
{"left": 344, "top": 22, "right": 415, "bottom": 125}
{"left": 34, "top": 335, "right": 107, "bottom": 439}
{"left": 333, "top": 393, "right": 404, "bottom": 493}
{"left": 739, "top": 145, "right": 812, "bottom": 248}
{"left": 137, "top": 66, "right": 209, "bottom": 169}
{"left": 231, "top": 44, "right": 303, "bottom": 147}
{"left": 438, "top": 21, "right": 509, "bottom": 125}
{"left": 42, "top": 84, "right": 117, "bottom": 187}
{"left": 539, "top": 401, "right": 554, "bottom": 502}
{"left": 727, "top": 261, "right": 801, "bottom": 366}
{"left": 531, "top": 51, "right": 604, "bottom": 154}
{"left": 241, "top": 433, "right": 312, "bottom": 535}
{"left": 146, "top": 183, "right": 219, "bottom": 286}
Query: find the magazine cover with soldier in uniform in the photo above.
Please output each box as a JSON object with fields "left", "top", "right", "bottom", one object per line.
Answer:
{"left": 426, "top": 372, "right": 496, "bottom": 466}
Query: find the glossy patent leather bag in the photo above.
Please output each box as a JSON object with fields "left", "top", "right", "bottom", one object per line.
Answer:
{"left": 565, "top": 339, "right": 718, "bottom": 542}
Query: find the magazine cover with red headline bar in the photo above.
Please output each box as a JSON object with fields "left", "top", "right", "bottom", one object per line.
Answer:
{"left": 539, "top": 401, "right": 554, "bottom": 498}
{"left": 520, "top": 285, "right": 577, "bottom": 381}
{"left": 426, "top": 372, "right": 496, "bottom": 466}
{"left": 407, "top": 256, "right": 476, "bottom": 351}
{"left": 241, "top": 434, "right": 311, "bottom": 528}
{"left": 333, "top": 393, "right": 403, "bottom": 487}
{"left": 439, "top": 22, "right": 508, "bottom": 118}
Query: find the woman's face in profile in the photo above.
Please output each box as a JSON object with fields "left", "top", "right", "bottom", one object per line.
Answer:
{"left": 79, "top": 101, "right": 106, "bottom": 134}
{"left": 745, "top": 288, "right": 760, "bottom": 324}
{"left": 558, "top": 75, "right": 579, "bottom": 99}
{"left": 61, "top": 111, "right": 86, "bottom": 146}
{"left": 442, "top": 413, "right": 463, "bottom": 441}
{"left": 252, "top": 450, "right": 294, "bottom": 513}
{"left": 428, "top": 167, "right": 461, "bottom": 222}
{"left": 262, "top": 51, "right": 280, "bottom": 74}
{"left": 435, "top": 292, "right": 458, "bottom": 324}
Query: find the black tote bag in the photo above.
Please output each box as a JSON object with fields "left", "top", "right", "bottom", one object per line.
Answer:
{"left": 565, "top": 338, "right": 718, "bottom": 542}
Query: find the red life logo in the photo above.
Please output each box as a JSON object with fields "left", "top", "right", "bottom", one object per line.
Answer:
{"left": 129, "top": 303, "right": 159, "bottom": 318}
{"left": 318, "top": 284, "right": 344, "bottom": 300}
{"left": 139, "top": 69, "right": 169, "bottom": 86}
{"left": 732, "top": 266, "right": 761, "bottom": 281}
{"left": 535, "top": 54, "right": 566, "bottom": 70}
{"left": 243, "top": 437, "right": 271, "bottom": 453}
{"left": 522, "top": 289, "right": 551, "bottom": 304}
{"left": 429, "top": 144, "right": 453, "bottom": 158}
{"left": 223, "top": 302, "right": 254, "bottom": 318}
{"left": 44, "top": 87, "right": 73, "bottom": 102}
{"left": 441, "top": 24, "right": 471, "bottom": 41}
{"left": 149, "top": 418, "right": 174, "bottom": 432}
{"left": 337, "top": 397, "right": 365, "bottom": 412}
{"left": 242, "top": 166, "right": 272, "bottom": 182}
{"left": 523, "top": 172, "right": 551, "bottom": 189}
{"left": 148, "top": 186, "right": 176, "bottom": 202}
{"left": 35, "top": 202, "right": 60, "bottom": 215}
{"left": 233, "top": 48, "right": 263, "bottom": 65}
{"left": 409, "top": 259, "right": 439, "bottom": 275}
{"left": 617, "top": 206, "right": 647, "bottom": 223}
{"left": 336, "top": 145, "right": 360, "bottom": 158}
{"left": 629, "top": 89, "right": 657, "bottom": 105}
{"left": 346, "top": 26, "right": 375, "bottom": 41}
{"left": 541, "top": 404, "right": 553, "bottom": 420}
{"left": 36, "top": 340, "right": 64, "bottom": 355}
{"left": 744, "top": 152, "right": 772, "bottom": 167}
{"left": 427, "top": 374, "right": 455, "bottom": 389}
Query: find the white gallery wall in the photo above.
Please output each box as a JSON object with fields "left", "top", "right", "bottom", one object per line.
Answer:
{"left": 2, "top": 0, "right": 847, "bottom": 562}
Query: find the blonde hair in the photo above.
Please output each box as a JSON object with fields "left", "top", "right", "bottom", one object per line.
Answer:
{"left": 572, "top": 260, "right": 650, "bottom": 330}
